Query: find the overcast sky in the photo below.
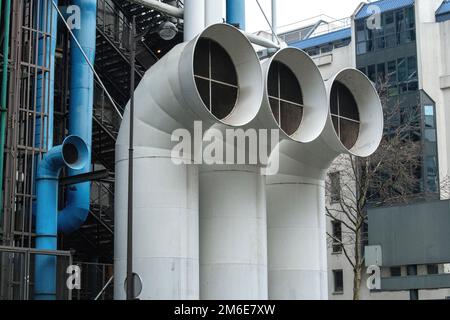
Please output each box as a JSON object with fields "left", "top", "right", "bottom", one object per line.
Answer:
{"left": 246, "top": 0, "right": 367, "bottom": 33}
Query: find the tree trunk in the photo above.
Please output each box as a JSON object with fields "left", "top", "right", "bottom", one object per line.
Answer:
{"left": 353, "top": 266, "right": 362, "bottom": 300}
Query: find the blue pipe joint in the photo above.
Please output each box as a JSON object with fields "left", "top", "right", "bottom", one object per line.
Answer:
{"left": 34, "top": 136, "right": 88, "bottom": 300}
{"left": 226, "top": 0, "right": 246, "bottom": 30}
{"left": 57, "top": 0, "right": 97, "bottom": 234}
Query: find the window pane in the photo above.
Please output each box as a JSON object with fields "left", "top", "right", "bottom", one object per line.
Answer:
{"left": 388, "top": 60, "right": 397, "bottom": 83}
{"left": 329, "top": 172, "right": 341, "bottom": 203}
{"left": 427, "top": 264, "right": 439, "bottom": 275}
{"left": 333, "top": 270, "right": 344, "bottom": 293}
{"left": 321, "top": 44, "right": 333, "bottom": 54}
{"left": 425, "top": 129, "right": 436, "bottom": 142}
{"left": 368, "top": 64, "right": 376, "bottom": 82}
{"left": 397, "top": 58, "right": 407, "bottom": 81}
{"left": 357, "top": 42, "right": 367, "bottom": 55}
{"left": 377, "top": 63, "right": 386, "bottom": 82}
{"left": 406, "top": 6, "right": 415, "bottom": 29}
{"left": 390, "top": 267, "right": 401, "bottom": 277}
{"left": 385, "top": 11, "right": 395, "bottom": 34}
{"left": 408, "top": 56, "right": 417, "bottom": 80}
{"left": 385, "top": 34, "right": 396, "bottom": 48}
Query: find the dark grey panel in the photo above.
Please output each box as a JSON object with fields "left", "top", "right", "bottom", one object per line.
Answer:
{"left": 381, "top": 274, "right": 450, "bottom": 291}
{"left": 368, "top": 200, "right": 450, "bottom": 266}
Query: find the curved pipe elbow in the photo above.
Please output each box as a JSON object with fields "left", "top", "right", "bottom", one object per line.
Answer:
{"left": 273, "top": 68, "right": 384, "bottom": 177}
{"left": 58, "top": 192, "right": 90, "bottom": 234}
{"left": 37, "top": 136, "right": 89, "bottom": 180}
{"left": 117, "top": 23, "right": 264, "bottom": 157}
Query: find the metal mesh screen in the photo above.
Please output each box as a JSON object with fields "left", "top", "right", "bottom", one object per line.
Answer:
{"left": 330, "top": 81, "right": 360, "bottom": 149}
{"left": 267, "top": 61, "right": 304, "bottom": 136}
{"left": 193, "top": 38, "right": 238, "bottom": 120}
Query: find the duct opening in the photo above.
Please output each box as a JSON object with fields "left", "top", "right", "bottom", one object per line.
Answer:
{"left": 193, "top": 37, "right": 239, "bottom": 120}
{"left": 63, "top": 143, "right": 79, "bottom": 165}
{"left": 330, "top": 81, "right": 360, "bottom": 149}
{"left": 267, "top": 61, "right": 304, "bottom": 136}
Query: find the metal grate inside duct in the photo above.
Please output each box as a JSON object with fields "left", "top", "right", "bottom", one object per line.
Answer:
{"left": 63, "top": 144, "right": 79, "bottom": 165}
{"left": 194, "top": 38, "right": 238, "bottom": 120}
{"left": 267, "top": 61, "right": 304, "bottom": 136}
{"left": 330, "top": 81, "right": 360, "bottom": 149}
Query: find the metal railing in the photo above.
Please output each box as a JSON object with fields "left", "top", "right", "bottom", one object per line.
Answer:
{"left": 0, "top": 245, "right": 72, "bottom": 300}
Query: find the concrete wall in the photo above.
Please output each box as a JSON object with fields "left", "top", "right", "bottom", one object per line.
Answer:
{"left": 314, "top": 0, "right": 450, "bottom": 299}
{"left": 416, "top": 0, "right": 450, "bottom": 190}
{"left": 311, "top": 45, "right": 355, "bottom": 80}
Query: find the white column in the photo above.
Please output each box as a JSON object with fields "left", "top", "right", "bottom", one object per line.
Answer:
{"left": 199, "top": 165, "right": 268, "bottom": 300}
{"left": 266, "top": 174, "right": 328, "bottom": 300}
{"left": 205, "top": 0, "right": 226, "bottom": 27}
{"left": 184, "top": 0, "right": 205, "bottom": 41}
{"left": 114, "top": 150, "right": 199, "bottom": 300}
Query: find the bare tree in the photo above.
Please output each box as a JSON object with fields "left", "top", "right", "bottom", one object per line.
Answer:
{"left": 325, "top": 78, "right": 424, "bottom": 300}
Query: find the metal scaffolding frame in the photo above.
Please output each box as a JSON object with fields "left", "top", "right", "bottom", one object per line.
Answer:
{"left": 0, "top": 0, "right": 183, "bottom": 300}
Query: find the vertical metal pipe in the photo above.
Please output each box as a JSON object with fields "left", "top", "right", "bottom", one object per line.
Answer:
{"left": 184, "top": 0, "right": 205, "bottom": 41}
{"left": 205, "top": 0, "right": 225, "bottom": 27}
{"left": 226, "top": 0, "right": 245, "bottom": 30}
{"left": 271, "top": 0, "right": 277, "bottom": 41}
{"left": 0, "top": 0, "right": 11, "bottom": 230}
{"left": 126, "top": 16, "right": 136, "bottom": 301}
{"left": 34, "top": 136, "right": 88, "bottom": 300}
{"left": 57, "top": 0, "right": 97, "bottom": 233}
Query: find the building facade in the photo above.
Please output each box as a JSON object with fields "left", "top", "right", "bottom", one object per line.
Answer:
{"left": 283, "top": 0, "right": 450, "bottom": 299}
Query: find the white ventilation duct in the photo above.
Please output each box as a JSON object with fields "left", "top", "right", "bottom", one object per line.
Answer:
{"left": 266, "top": 68, "right": 383, "bottom": 299}
{"left": 114, "top": 23, "right": 263, "bottom": 300}
{"left": 199, "top": 47, "right": 328, "bottom": 299}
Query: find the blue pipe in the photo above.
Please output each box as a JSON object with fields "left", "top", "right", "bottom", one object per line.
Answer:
{"left": 226, "top": 0, "right": 246, "bottom": 30}
{"left": 35, "top": 136, "right": 88, "bottom": 300}
{"left": 33, "top": 0, "right": 58, "bottom": 301}
{"left": 57, "top": 0, "right": 97, "bottom": 233}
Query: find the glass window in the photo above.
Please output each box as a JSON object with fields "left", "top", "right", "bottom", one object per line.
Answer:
{"left": 427, "top": 264, "right": 439, "bottom": 275}
{"left": 385, "top": 11, "right": 395, "bottom": 34}
{"left": 321, "top": 44, "right": 333, "bottom": 54}
{"left": 388, "top": 60, "right": 397, "bottom": 83}
{"left": 358, "top": 66, "right": 366, "bottom": 75}
{"left": 426, "top": 156, "right": 437, "bottom": 175}
{"left": 397, "top": 58, "right": 407, "bottom": 82}
{"left": 331, "top": 221, "right": 342, "bottom": 253}
{"left": 388, "top": 85, "right": 398, "bottom": 97}
{"left": 424, "top": 105, "right": 435, "bottom": 128}
{"left": 396, "top": 10, "right": 406, "bottom": 34}
{"left": 368, "top": 65, "right": 376, "bottom": 82}
{"left": 408, "top": 81, "right": 418, "bottom": 92}
{"left": 406, "top": 6, "right": 415, "bottom": 29}
{"left": 399, "top": 83, "right": 408, "bottom": 94}
{"left": 329, "top": 171, "right": 341, "bottom": 203}
{"left": 356, "top": 19, "right": 366, "bottom": 42}
{"left": 390, "top": 267, "right": 401, "bottom": 277}
{"left": 375, "top": 36, "right": 385, "bottom": 50}
{"left": 425, "top": 129, "right": 437, "bottom": 142}
{"left": 385, "top": 34, "right": 396, "bottom": 48}
{"left": 357, "top": 42, "right": 367, "bottom": 55}
{"left": 333, "top": 270, "right": 344, "bottom": 293}
{"left": 307, "top": 48, "right": 319, "bottom": 56}
{"left": 425, "top": 126, "right": 437, "bottom": 142}
{"left": 408, "top": 56, "right": 417, "bottom": 80}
